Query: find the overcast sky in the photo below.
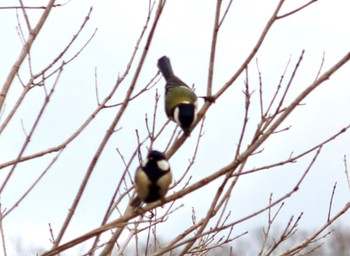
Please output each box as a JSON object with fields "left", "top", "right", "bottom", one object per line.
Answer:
{"left": 1, "top": 0, "right": 350, "bottom": 255}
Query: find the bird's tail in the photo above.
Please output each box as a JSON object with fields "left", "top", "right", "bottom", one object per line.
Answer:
{"left": 157, "top": 56, "right": 174, "bottom": 80}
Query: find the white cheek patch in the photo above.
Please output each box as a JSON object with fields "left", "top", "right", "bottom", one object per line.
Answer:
{"left": 157, "top": 159, "right": 170, "bottom": 171}
{"left": 193, "top": 101, "right": 198, "bottom": 122}
{"left": 194, "top": 100, "right": 198, "bottom": 111}
{"left": 142, "top": 159, "right": 148, "bottom": 167}
{"left": 173, "top": 106, "right": 181, "bottom": 126}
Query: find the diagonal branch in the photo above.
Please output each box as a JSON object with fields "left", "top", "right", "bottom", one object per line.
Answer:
{"left": 0, "top": 0, "right": 56, "bottom": 112}
{"left": 51, "top": 0, "right": 166, "bottom": 249}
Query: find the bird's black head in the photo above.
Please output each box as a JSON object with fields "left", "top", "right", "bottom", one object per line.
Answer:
{"left": 145, "top": 150, "right": 169, "bottom": 173}
{"left": 173, "top": 103, "right": 196, "bottom": 133}
{"left": 143, "top": 150, "right": 170, "bottom": 183}
{"left": 148, "top": 150, "right": 166, "bottom": 162}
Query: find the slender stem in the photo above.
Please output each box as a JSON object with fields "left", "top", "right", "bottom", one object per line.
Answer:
{"left": 207, "top": 0, "right": 222, "bottom": 97}
{"left": 51, "top": 0, "right": 166, "bottom": 249}
{"left": 0, "top": 0, "right": 56, "bottom": 112}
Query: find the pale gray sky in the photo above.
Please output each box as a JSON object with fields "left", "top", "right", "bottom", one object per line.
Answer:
{"left": 1, "top": 0, "right": 350, "bottom": 255}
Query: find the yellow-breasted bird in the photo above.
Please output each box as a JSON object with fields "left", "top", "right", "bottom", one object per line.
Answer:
{"left": 131, "top": 150, "right": 172, "bottom": 207}
{"left": 157, "top": 56, "right": 198, "bottom": 135}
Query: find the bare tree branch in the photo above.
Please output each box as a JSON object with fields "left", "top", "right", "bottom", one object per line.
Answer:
{"left": 0, "top": 0, "right": 56, "bottom": 112}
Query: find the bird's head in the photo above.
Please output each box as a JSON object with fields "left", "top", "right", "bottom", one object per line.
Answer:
{"left": 144, "top": 150, "right": 170, "bottom": 172}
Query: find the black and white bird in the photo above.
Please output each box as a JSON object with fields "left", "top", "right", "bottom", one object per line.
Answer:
{"left": 131, "top": 150, "right": 172, "bottom": 207}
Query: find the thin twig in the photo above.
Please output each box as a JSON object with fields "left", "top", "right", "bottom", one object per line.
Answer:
{"left": 265, "top": 55, "right": 291, "bottom": 117}
{"left": 72, "top": 1, "right": 166, "bottom": 254}
{"left": 256, "top": 59, "right": 264, "bottom": 118}
{"left": 0, "top": 0, "right": 56, "bottom": 112}
{"left": 0, "top": 204, "right": 7, "bottom": 256}
{"left": 207, "top": 0, "right": 223, "bottom": 98}
{"left": 18, "top": 0, "right": 32, "bottom": 31}
{"left": 0, "top": 68, "right": 63, "bottom": 194}
{"left": 278, "top": 202, "right": 350, "bottom": 256}
{"left": 218, "top": 0, "right": 234, "bottom": 28}
{"left": 314, "top": 52, "right": 325, "bottom": 82}
{"left": 0, "top": 7, "right": 95, "bottom": 134}
{"left": 42, "top": 46, "right": 350, "bottom": 256}
{"left": 277, "top": 0, "right": 318, "bottom": 19}
{"left": 327, "top": 182, "right": 337, "bottom": 222}
{"left": 1, "top": 151, "right": 62, "bottom": 219}
{"left": 0, "top": 3, "right": 68, "bottom": 9}
{"left": 166, "top": 0, "right": 288, "bottom": 161}
{"left": 235, "top": 68, "right": 251, "bottom": 158}
{"left": 343, "top": 155, "right": 350, "bottom": 191}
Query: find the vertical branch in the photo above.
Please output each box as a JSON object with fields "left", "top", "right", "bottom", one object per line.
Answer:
{"left": 274, "top": 50, "right": 305, "bottom": 116}
{"left": 0, "top": 205, "right": 7, "bottom": 256}
{"left": 18, "top": 0, "right": 32, "bottom": 31}
{"left": 207, "top": 0, "right": 223, "bottom": 97}
{"left": 235, "top": 68, "right": 251, "bottom": 159}
{"left": 166, "top": 0, "right": 287, "bottom": 160}
{"left": 264, "top": 55, "right": 291, "bottom": 116}
{"left": 256, "top": 59, "right": 264, "bottom": 118}
{"left": 327, "top": 182, "right": 337, "bottom": 222}
{"left": 214, "top": 0, "right": 286, "bottom": 99}
{"left": 343, "top": 155, "right": 350, "bottom": 191}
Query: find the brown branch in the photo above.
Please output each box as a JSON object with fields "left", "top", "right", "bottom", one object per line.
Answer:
{"left": 0, "top": 7, "right": 95, "bottom": 134}
{"left": 277, "top": 0, "right": 318, "bottom": 19}
{"left": 214, "top": 0, "right": 286, "bottom": 100}
{"left": 207, "top": 0, "right": 223, "bottom": 97}
{"left": 34, "top": 9, "right": 96, "bottom": 83}
{"left": 265, "top": 213, "right": 304, "bottom": 255}
{"left": 49, "top": 144, "right": 318, "bottom": 256}
{"left": 274, "top": 50, "right": 305, "bottom": 117}
{"left": 218, "top": 0, "right": 234, "bottom": 28}
{"left": 235, "top": 68, "right": 251, "bottom": 158}
{"left": 0, "top": 68, "right": 63, "bottom": 194}
{"left": 85, "top": 147, "right": 139, "bottom": 255}
{"left": 278, "top": 202, "right": 350, "bottom": 256}
{"left": 258, "top": 195, "right": 285, "bottom": 256}
{"left": 165, "top": 148, "right": 319, "bottom": 256}
{"left": 256, "top": 59, "right": 264, "bottom": 118}
{"left": 327, "top": 182, "right": 337, "bottom": 222}
{"left": 314, "top": 52, "right": 325, "bottom": 82}
{"left": 48, "top": 223, "right": 55, "bottom": 244}
{"left": 236, "top": 124, "right": 350, "bottom": 178}
{"left": 0, "top": 3, "right": 68, "bottom": 10}
{"left": 0, "top": 9, "right": 145, "bottom": 171}
{"left": 343, "top": 155, "right": 350, "bottom": 191}
{"left": 264, "top": 55, "right": 291, "bottom": 117}
{"left": 0, "top": 204, "right": 7, "bottom": 256}
{"left": 1, "top": 151, "right": 62, "bottom": 219}
{"left": 0, "top": 0, "right": 56, "bottom": 112}
{"left": 42, "top": 25, "right": 350, "bottom": 256}
{"left": 50, "top": 0, "right": 166, "bottom": 250}
{"left": 18, "top": 0, "right": 32, "bottom": 31}
{"left": 166, "top": 0, "right": 287, "bottom": 161}
{"left": 105, "top": 72, "right": 160, "bottom": 108}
